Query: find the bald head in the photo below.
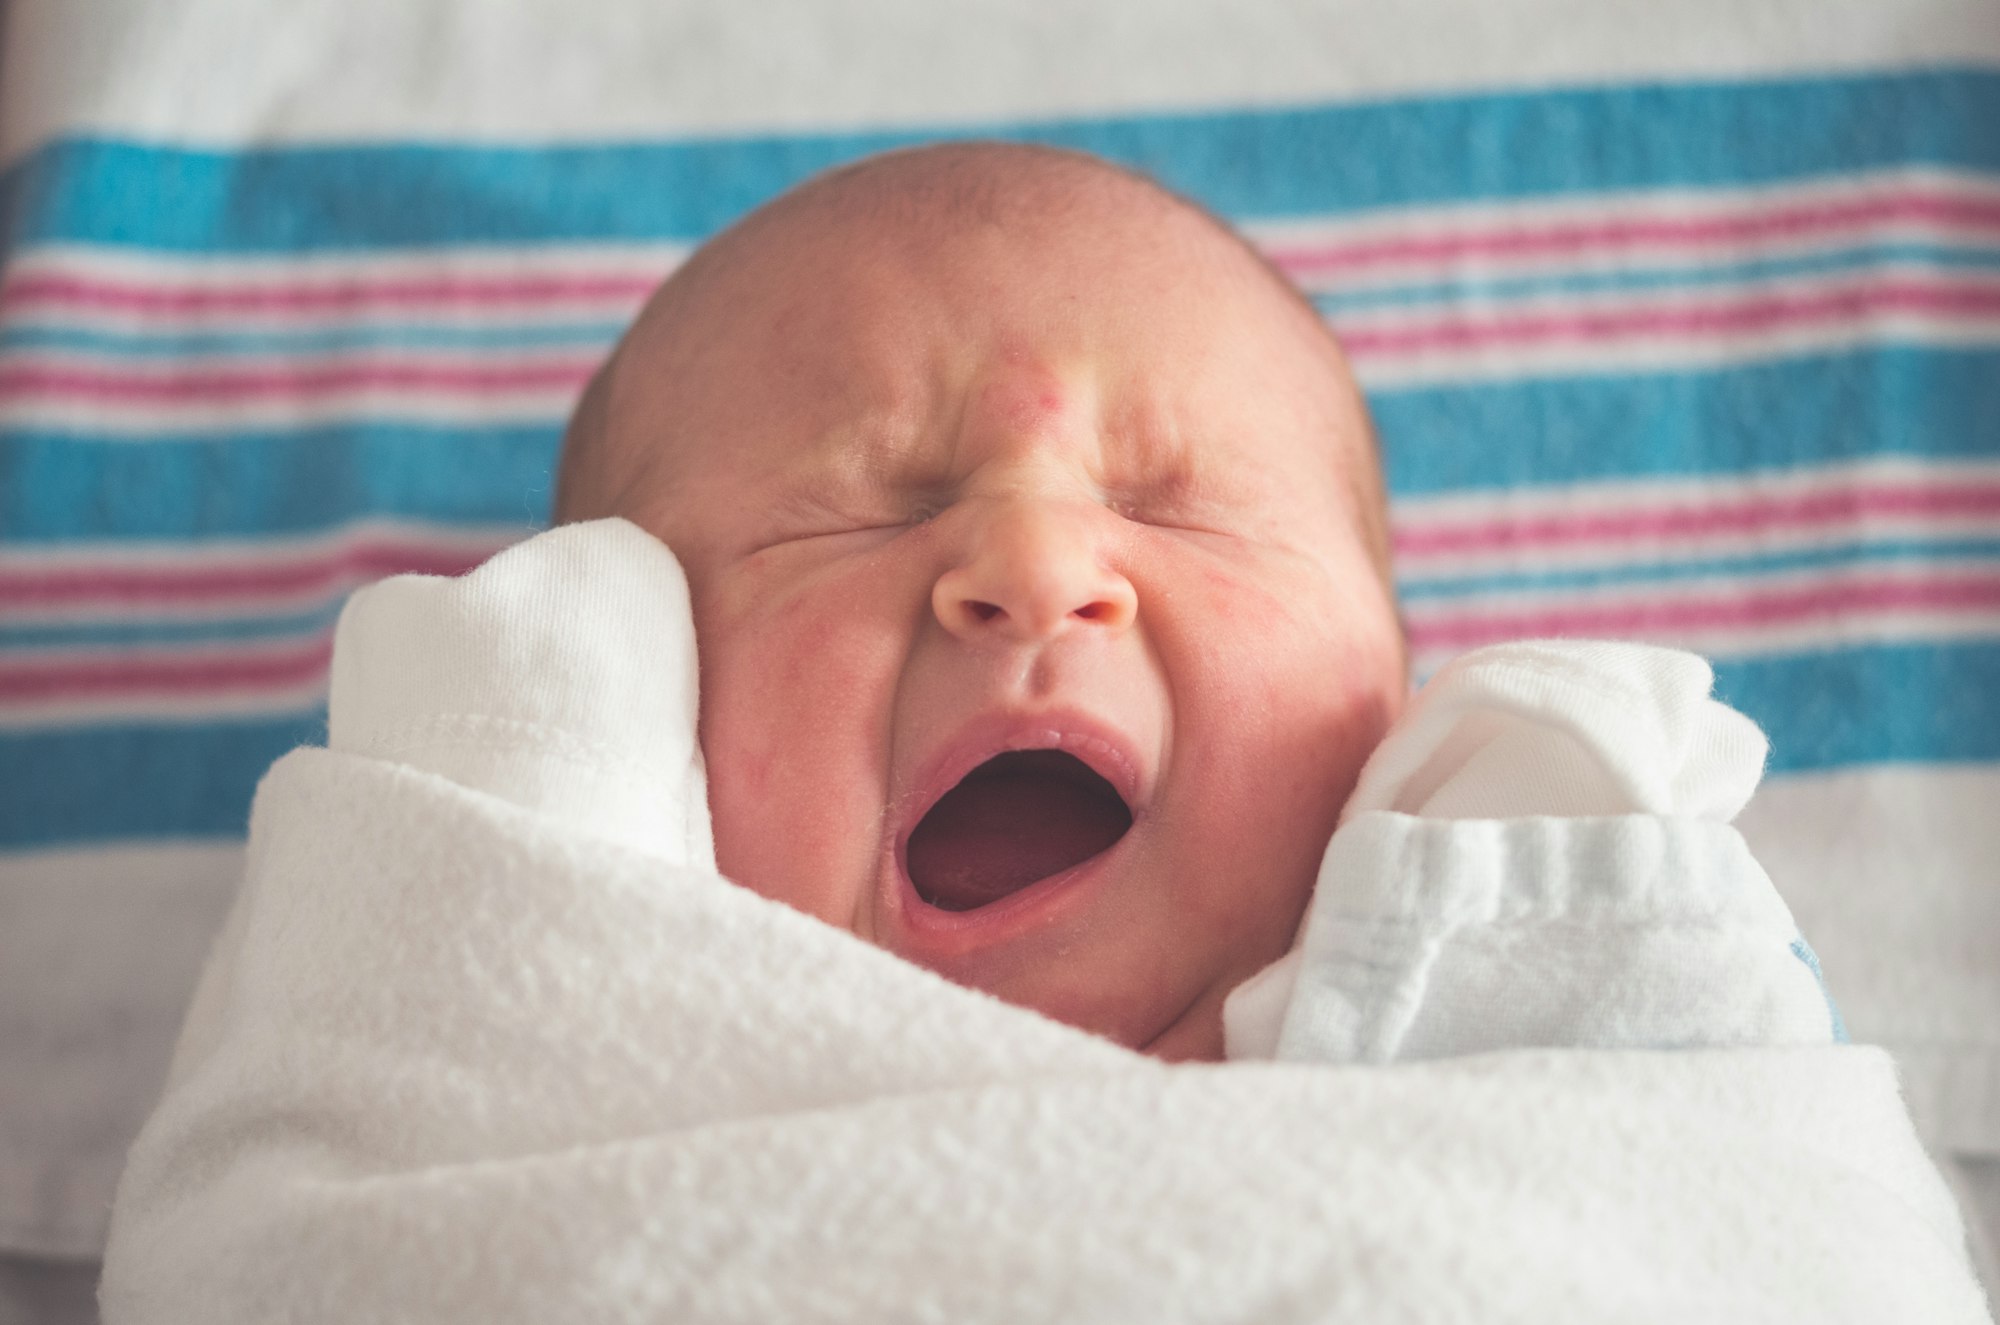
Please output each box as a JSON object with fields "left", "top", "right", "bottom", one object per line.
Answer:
{"left": 553, "top": 140, "right": 1392, "bottom": 585}
{"left": 549, "top": 142, "right": 1411, "bottom": 1052}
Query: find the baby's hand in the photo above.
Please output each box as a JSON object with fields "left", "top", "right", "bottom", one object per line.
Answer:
{"left": 327, "top": 518, "right": 713, "bottom": 867}
{"left": 1341, "top": 639, "right": 1768, "bottom": 823}
{"left": 1222, "top": 640, "right": 1835, "bottom": 1062}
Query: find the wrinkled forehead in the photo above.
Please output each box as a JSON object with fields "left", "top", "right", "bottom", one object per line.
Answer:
{"left": 554, "top": 158, "right": 1395, "bottom": 642}
{"left": 621, "top": 192, "right": 1366, "bottom": 472}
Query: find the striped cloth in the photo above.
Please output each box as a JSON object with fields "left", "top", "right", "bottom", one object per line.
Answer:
{"left": 2, "top": 0, "right": 1997, "bottom": 1267}
{"left": 8, "top": 89, "right": 2000, "bottom": 819}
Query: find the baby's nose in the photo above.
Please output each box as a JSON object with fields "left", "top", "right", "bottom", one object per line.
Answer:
{"left": 932, "top": 501, "right": 1138, "bottom": 642}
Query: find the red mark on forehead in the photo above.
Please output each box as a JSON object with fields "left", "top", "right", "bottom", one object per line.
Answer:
{"left": 972, "top": 352, "right": 1074, "bottom": 442}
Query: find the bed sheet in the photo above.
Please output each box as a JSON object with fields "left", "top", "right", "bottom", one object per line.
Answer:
{"left": 2, "top": 0, "right": 1997, "bottom": 1268}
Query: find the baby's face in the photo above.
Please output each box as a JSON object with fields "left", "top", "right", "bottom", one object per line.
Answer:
{"left": 598, "top": 178, "right": 1404, "bottom": 1059}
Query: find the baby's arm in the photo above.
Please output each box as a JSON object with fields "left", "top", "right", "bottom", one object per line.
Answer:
{"left": 1225, "top": 640, "right": 1845, "bottom": 1062}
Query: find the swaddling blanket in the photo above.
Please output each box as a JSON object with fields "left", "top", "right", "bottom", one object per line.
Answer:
{"left": 100, "top": 521, "right": 1988, "bottom": 1322}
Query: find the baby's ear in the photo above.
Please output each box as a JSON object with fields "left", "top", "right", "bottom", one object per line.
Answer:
{"left": 551, "top": 356, "right": 618, "bottom": 524}
{"left": 327, "top": 518, "right": 714, "bottom": 868}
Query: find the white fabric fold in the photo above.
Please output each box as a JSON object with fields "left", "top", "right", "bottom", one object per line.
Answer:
{"left": 327, "top": 518, "right": 714, "bottom": 869}
{"left": 1263, "top": 813, "right": 1837, "bottom": 1064}
{"left": 99, "top": 520, "right": 1993, "bottom": 1321}
{"left": 1223, "top": 638, "right": 1809, "bottom": 1062}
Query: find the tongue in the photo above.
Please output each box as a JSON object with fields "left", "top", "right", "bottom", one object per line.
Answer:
{"left": 906, "top": 750, "right": 1133, "bottom": 912}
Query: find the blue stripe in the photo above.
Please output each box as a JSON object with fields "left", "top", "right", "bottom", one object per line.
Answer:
{"left": 3, "top": 71, "right": 1996, "bottom": 253}
{"left": 1788, "top": 935, "right": 1851, "bottom": 1044}
{"left": 0, "top": 715, "right": 323, "bottom": 847}
{"left": 1714, "top": 640, "right": 2000, "bottom": 774}
{"left": 1372, "top": 345, "right": 2000, "bottom": 497}
{"left": 0, "top": 423, "right": 560, "bottom": 541}
{"left": 2, "top": 640, "right": 1993, "bottom": 849}
{"left": 0, "top": 321, "right": 627, "bottom": 357}
{"left": 3, "top": 345, "right": 1994, "bottom": 542}
{"left": 1398, "top": 539, "right": 2000, "bottom": 600}
{"left": 1314, "top": 243, "right": 2000, "bottom": 315}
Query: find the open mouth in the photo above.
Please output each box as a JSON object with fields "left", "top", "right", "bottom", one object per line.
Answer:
{"left": 904, "top": 749, "right": 1135, "bottom": 912}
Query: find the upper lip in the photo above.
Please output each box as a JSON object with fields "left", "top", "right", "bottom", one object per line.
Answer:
{"left": 893, "top": 706, "right": 1150, "bottom": 858}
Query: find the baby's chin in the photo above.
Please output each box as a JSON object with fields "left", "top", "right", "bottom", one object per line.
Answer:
{"left": 1136, "top": 988, "right": 1231, "bottom": 1062}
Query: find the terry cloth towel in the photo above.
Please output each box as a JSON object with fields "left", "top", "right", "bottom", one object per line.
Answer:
{"left": 1223, "top": 639, "right": 1843, "bottom": 1064}
{"left": 99, "top": 520, "right": 1992, "bottom": 1323}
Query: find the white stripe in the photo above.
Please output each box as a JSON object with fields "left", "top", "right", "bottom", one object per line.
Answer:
{"left": 1394, "top": 456, "right": 2000, "bottom": 528}
{"left": 0, "top": 396, "right": 578, "bottom": 435}
{"left": 6, "top": 0, "right": 1996, "bottom": 163}
{"left": 0, "top": 347, "right": 605, "bottom": 383}
{"left": 0, "top": 243, "right": 682, "bottom": 330}
{"left": 0, "top": 840, "right": 243, "bottom": 1255}
{"left": 1335, "top": 261, "right": 2000, "bottom": 332}
{"left": 1350, "top": 305, "right": 2000, "bottom": 388}
{"left": 1403, "top": 561, "right": 2000, "bottom": 671}
{"left": 1338, "top": 261, "right": 2000, "bottom": 383}
{"left": 2, "top": 241, "right": 686, "bottom": 286}
{"left": 1736, "top": 764, "right": 2000, "bottom": 1154}
{"left": 1256, "top": 168, "right": 2000, "bottom": 292}
{"left": 1391, "top": 458, "right": 2000, "bottom": 576}
{"left": 0, "top": 517, "right": 524, "bottom": 572}
{"left": 0, "top": 384, "right": 587, "bottom": 434}
{"left": 0, "top": 520, "right": 528, "bottom": 624}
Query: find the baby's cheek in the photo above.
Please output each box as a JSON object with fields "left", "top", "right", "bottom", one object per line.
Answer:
{"left": 693, "top": 566, "right": 912, "bottom": 927}
{"left": 1169, "top": 559, "right": 1401, "bottom": 895}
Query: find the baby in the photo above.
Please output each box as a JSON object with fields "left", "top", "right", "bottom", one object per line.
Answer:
{"left": 111, "top": 143, "right": 1989, "bottom": 1323}
{"left": 552, "top": 141, "right": 1407, "bottom": 1061}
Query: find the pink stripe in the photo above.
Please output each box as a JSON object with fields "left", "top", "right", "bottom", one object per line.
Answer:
{"left": 0, "top": 357, "right": 597, "bottom": 403}
{"left": 0, "top": 637, "right": 332, "bottom": 703}
{"left": 1337, "top": 277, "right": 2000, "bottom": 359}
{"left": 5, "top": 275, "right": 1994, "bottom": 410}
{"left": 0, "top": 272, "right": 662, "bottom": 317}
{"left": 0, "top": 540, "right": 502, "bottom": 609}
{"left": 1395, "top": 483, "right": 2000, "bottom": 558}
{"left": 7, "top": 576, "right": 1992, "bottom": 712}
{"left": 1407, "top": 573, "right": 2000, "bottom": 652}
{"left": 11, "top": 572, "right": 1998, "bottom": 707}
{"left": 1268, "top": 191, "right": 2000, "bottom": 276}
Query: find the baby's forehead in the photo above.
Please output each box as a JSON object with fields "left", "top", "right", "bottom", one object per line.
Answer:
{"left": 658, "top": 200, "right": 1335, "bottom": 406}
{"left": 559, "top": 147, "right": 1378, "bottom": 533}
{"left": 658, "top": 149, "right": 1309, "bottom": 335}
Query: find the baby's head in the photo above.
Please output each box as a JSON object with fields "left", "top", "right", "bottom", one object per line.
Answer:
{"left": 557, "top": 142, "right": 1404, "bottom": 1060}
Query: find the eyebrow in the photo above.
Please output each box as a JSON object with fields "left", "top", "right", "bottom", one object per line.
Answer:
{"left": 761, "top": 384, "right": 1278, "bottom": 528}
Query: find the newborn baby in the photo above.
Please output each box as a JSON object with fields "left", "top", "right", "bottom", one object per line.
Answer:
{"left": 554, "top": 141, "right": 1406, "bottom": 1060}
{"left": 112, "top": 142, "right": 1986, "bottom": 1325}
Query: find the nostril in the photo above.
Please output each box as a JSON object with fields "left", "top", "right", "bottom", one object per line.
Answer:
{"left": 969, "top": 601, "right": 1004, "bottom": 623}
{"left": 1073, "top": 602, "right": 1115, "bottom": 622}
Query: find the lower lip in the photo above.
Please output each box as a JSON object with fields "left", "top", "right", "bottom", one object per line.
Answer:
{"left": 891, "top": 828, "right": 1132, "bottom": 950}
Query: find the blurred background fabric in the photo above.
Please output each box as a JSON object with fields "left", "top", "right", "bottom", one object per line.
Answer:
{"left": 2, "top": 0, "right": 1997, "bottom": 1309}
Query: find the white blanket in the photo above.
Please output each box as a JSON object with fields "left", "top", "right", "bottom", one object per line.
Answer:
{"left": 99, "top": 521, "right": 1990, "bottom": 1322}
